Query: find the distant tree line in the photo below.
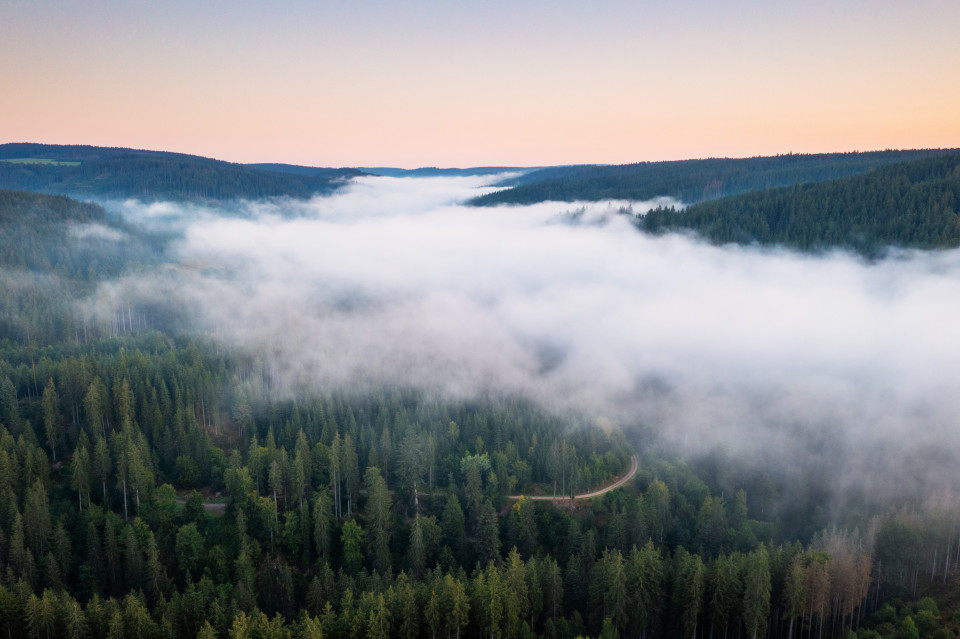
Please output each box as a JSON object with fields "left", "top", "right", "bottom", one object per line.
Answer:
{"left": 0, "top": 144, "right": 363, "bottom": 202}
{"left": 470, "top": 149, "right": 959, "bottom": 207}
{"left": 638, "top": 153, "right": 960, "bottom": 256}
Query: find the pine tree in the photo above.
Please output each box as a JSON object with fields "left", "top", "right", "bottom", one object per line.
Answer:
{"left": 69, "top": 442, "right": 92, "bottom": 510}
{"left": 742, "top": 545, "right": 771, "bottom": 639}
{"left": 313, "top": 488, "right": 334, "bottom": 561}
{"left": 93, "top": 435, "right": 111, "bottom": 505}
{"left": 783, "top": 555, "right": 805, "bottom": 639}
{"left": 330, "top": 432, "right": 342, "bottom": 519}
{"left": 341, "top": 519, "right": 365, "bottom": 574}
{"left": 408, "top": 515, "right": 426, "bottom": 579}
{"left": 268, "top": 459, "right": 282, "bottom": 510}
{"left": 83, "top": 377, "right": 108, "bottom": 437}
{"left": 363, "top": 466, "right": 393, "bottom": 574}
{"left": 504, "top": 548, "right": 530, "bottom": 638}
{"left": 449, "top": 575, "right": 470, "bottom": 639}
{"left": 41, "top": 379, "right": 61, "bottom": 462}
{"left": 24, "top": 479, "right": 52, "bottom": 557}
{"left": 709, "top": 552, "right": 743, "bottom": 639}
{"left": 342, "top": 434, "right": 359, "bottom": 518}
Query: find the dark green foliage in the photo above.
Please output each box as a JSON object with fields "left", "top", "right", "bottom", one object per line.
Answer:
{"left": 639, "top": 153, "right": 960, "bottom": 255}
{"left": 247, "top": 162, "right": 372, "bottom": 178}
{"left": 1, "top": 155, "right": 959, "bottom": 638}
{"left": 0, "top": 143, "right": 361, "bottom": 202}
{"left": 0, "top": 188, "right": 160, "bottom": 281}
{"left": 0, "top": 188, "right": 169, "bottom": 345}
{"left": 471, "top": 149, "right": 958, "bottom": 206}
{"left": 355, "top": 165, "right": 529, "bottom": 178}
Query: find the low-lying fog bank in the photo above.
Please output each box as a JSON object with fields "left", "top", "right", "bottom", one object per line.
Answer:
{"left": 95, "top": 175, "right": 960, "bottom": 514}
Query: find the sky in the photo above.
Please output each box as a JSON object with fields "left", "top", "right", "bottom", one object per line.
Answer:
{"left": 2, "top": 0, "right": 959, "bottom": 167}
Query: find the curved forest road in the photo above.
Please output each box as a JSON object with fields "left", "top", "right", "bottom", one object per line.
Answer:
{"left": 175, "top": 497, "right": 227, "bottom": 515}
{"left": 507, "top": 454, "right": 638, "bottom": 501}
{"left": 181, "top": 454, "right": 639, "bottom": 514}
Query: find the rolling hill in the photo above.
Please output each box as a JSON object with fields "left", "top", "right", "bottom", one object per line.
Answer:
{"left": 0, "top": 143, "right": 364, "bottom": 202}
{"left": 470, "top": 149, "right": 960, "bottom": 207}
{"left": 638, "top": 152, "right": 960, "bottom": 255}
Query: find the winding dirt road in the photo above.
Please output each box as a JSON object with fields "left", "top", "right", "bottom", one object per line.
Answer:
{"left": 174, "top": 497, "right": 227, "bottom": 514}
{"left": 507, "top": 454, "right": 638, "bottom": 501}
{"left": 180, "top": 454, "right": 640, "bottom": 514}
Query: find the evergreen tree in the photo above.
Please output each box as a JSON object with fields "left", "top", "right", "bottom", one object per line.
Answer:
{"left": 341, "top": 519, "right": 365, "bottom": 574}
{"left": 41, "top": 379, "right": 61, "bottom": 462}
{"left": 93, "top": 435, "right": 111, "bottom": 505}
{"left": 363, "top": 466, "right": 393, "bottom": 574}
{"left": 69, "top": 442, "right": 92, "bottom": 509}
{"left": 742, "top": 545, "right": 771, "bottom": 639}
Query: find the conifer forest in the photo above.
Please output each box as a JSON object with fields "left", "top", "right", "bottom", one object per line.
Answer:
{"left": 1, "top": 145, "right": 959, "bottom": 639}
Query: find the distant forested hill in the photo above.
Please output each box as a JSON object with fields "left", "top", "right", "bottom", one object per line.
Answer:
{"left": 0, "top": 188, "right": 159, "bottom": 279}
{"left": 639, "top": 153, "right": 960, "bottom": 255}
{"left": 245, "top": 163, "right": 369, "bottom": 178}
{"left": 0, "top": 188, "right": 164, "bottom": 341}
{"left": 470, "top": 149, "right": 960, "bottom": 206}
{"left": 356, "top": 166, "right": 532, "bottom": 177}
{"left": 0, "top": 143, "right": 362, "bottom": 201}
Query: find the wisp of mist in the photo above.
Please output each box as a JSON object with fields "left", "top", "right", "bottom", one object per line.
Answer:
{"left": 106, "top": 174, "right": 960, "bottom": 516}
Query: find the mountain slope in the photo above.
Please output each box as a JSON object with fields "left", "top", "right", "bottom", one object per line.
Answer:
{"left": 357, "top": 166, "right": 532, "bottom": 177}
{"left": 245, "top": 162, "right": 368, "bottom": 178}
{"left": 639, "top": 153, "right": 960, "bottom": 255}
{"left": 470, "top": 149, "right": 960, "bottom": 206}
{"left": 0, "top": 143, "right": 359, "bottom": 201}
{"left": 0, "top": 188, "right": 165, "bottom": 342}
{"left": 0, "top": 188, "right": 159, "bottom": 280}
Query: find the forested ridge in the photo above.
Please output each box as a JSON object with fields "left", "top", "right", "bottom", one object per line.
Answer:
{"left": 0, "top": 144, "right": 363, "bottom": 202}
{"left": 261, "top": 165, "right": 530, "bottom": 179}
{"left": 354, "top": 167, "right": 532, "bottom": 178}
{"left": 1, "top": 172, "right": 959, "bottom": 639}
{"left": 638, "top": 153, "right": 960, "bottom": 255}
{"left": 0, "top": 188, "right": 168, "bottom": 345}
{"left": 0, "top": 189, "right": 163, "bottom": 280}
{"left": 470, "top": 149, "right": 959, "bottom": 207}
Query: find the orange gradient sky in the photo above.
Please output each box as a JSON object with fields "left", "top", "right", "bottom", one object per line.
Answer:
{"left": 2, "top": 1, "right": 959, "bottom": 168}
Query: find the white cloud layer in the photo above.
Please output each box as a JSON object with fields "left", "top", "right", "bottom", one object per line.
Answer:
{"left": 68, "top": 222, "right": 127, "bottom": 242}
{"left": 104, "top": 175, "right": 960, "bottom": 507}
